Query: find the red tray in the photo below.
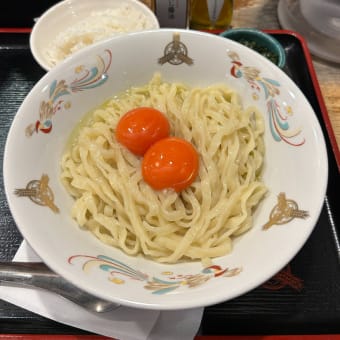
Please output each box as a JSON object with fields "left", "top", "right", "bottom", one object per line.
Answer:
{"left": 0, "top": 29, "right": 339, "bottom": 338}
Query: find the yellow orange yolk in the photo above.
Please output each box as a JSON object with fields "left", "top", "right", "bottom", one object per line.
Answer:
{"left": 142, "top": 137, "right": 199, "bottom": 192}
{"left": 115, "top": 107, "right": 170, "bottom": 156}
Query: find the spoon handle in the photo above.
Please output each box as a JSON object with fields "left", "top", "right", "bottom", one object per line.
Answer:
{"left": 0, "top": 262, "right": 119, "bottom": 312}
{"left": 0, "top": 261, "right": 79, "bottom": 302}
{"left": 0, "top": 261, "right": 55, "bottom": 273}
{"left": 0, "top": 261, "right": 77, "bottom": 303}
{"left": 0, "top": 262, "right": 58, "bottom": 288}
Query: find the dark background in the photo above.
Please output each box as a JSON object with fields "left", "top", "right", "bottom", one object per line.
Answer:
{"left": 0, "top": 1, "right": 64, "bottom": 27}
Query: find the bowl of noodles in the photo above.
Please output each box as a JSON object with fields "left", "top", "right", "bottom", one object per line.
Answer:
{"left": 4, "top": 29, "right": 328, "bottom": 310}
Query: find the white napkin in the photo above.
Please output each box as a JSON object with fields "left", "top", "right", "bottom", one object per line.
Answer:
{"left": 0, "top": 241, "right": 204, "bottom": 340}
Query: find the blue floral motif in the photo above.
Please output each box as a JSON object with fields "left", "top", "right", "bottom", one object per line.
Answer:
{"left": 25, "top": 50, "right": 112, "bottom": 137}
{"left": 228, "top": 51, "right": 305, "bottom": 146}
{"left": 69, "top": 254, "right": 242, "bottom": 295}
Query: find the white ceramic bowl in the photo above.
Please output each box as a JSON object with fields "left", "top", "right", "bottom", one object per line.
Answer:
{"left": 4, "top": 29, "right": 328, "bottom": 310}
{"left": 30, "top": 0, "right": 159, "bottom": 71}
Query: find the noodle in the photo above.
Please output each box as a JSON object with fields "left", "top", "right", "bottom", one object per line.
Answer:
{"left": 61, "top": 74, "right": 267, "bottom": 263}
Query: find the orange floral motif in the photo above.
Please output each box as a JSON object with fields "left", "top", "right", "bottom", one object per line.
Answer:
{"left": 228, "top": 51, "right": 305, "bottom": 146}
{"left": 69, "top": 254, "right": 242, "bottom": 295}
{"left": 25, "top": 50, "right": 112, "bottom": 137}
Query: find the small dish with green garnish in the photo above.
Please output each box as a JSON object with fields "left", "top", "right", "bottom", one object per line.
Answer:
{"left": 220, "top": 28, "right": 286, "bottom": 68}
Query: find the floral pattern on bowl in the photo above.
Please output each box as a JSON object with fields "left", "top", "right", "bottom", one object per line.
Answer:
{"left": 69, "top": 254, "right": 242, "bottom": 295}
{"left": 228, "top": 51, "right": 305, "bottom": 146}
{"left": 25, "top": 50, "right": 112, "bottom": 137}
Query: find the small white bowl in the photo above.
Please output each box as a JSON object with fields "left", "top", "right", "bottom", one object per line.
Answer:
{"left": 30, "top": 0, "right": 159, "bottom": 71}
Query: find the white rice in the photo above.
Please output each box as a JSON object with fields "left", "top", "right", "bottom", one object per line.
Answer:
{"left": 45, "top": 4, "right": 154, "bottom": 67}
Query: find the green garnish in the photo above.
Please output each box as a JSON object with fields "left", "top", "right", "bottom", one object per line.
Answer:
{"left": 238, "top": 38, "right": 279, "bottom": 65}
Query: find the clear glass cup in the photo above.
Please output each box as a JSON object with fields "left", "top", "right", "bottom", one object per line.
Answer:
{"left": 300, "top": 0, "right": 340, "bottom": 39}
{"left": 277, "top": 0, "right": 340, "bottom": 64}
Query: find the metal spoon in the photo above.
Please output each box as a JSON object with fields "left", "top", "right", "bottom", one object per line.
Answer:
{"left": 0, "top": 262, "right": 120, "bottom": 313}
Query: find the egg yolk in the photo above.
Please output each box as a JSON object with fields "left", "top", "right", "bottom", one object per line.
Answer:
{"left": 142, "top": 137, "right": 199, "bottom": 192}
{"left": 115, "top": 107, "right": 170, "bottom": 156}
